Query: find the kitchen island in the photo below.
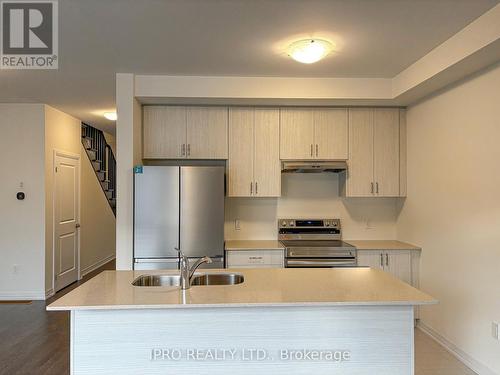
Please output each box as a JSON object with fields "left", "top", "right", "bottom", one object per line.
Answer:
{"left": 48, "top": 268, "right": 436, "bottom": 375}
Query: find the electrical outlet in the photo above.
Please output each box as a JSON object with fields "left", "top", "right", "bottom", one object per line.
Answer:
{"left": 235, "top": 219, "right": 241, "bottom": 231}
{"left": 492, "top": 322, "right": 499, "bottom": 340}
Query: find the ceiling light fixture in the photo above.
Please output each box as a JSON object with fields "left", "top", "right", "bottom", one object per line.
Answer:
{"left": 287, "top": 39, "right": 334, "bottom": 64}
{"left": 103, "top": 111, "right": 117, "bottom": 121}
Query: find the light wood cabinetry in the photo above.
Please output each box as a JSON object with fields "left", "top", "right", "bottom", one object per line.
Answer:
{"left": 228, "top": 108, "right": 254, "bottom": 196}
{"left": 346, "top": 109, "right": 374, "bottom": 196}
{"left": 344, "top": 108, "right": 406, "bottom": 197}
{"left": 280, "top": 108, "right": 314, "bottom": 160}
{"left": 357, "top": 250, "right": 412, "bottom": 285}
{"left": 143, "top": 106, "right": 186, "bottom": 159}
{"left": 186, "top": 107, "right": 228, "bottom": 159}
{"left": 314, "top": 109, "right": 349, "bottom": 159}
{"left": 280, "top": 108, "right": 348, "bottom": 160}
{"left": 226, "top": 249, "right": 284, "bottom": 268}
{"left": 143, "top": 106, "right": 228, "bottom": 159}
{"left": 228, "top": 108, "right": 280, "bottom": 197}
{"left": 374, "top": 109, "right": 400, "bottom": 196}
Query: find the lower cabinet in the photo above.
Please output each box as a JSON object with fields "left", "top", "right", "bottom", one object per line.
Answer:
{"left": 226, "top": 250, "right": 284, "bottom": 268}
{"left": 357, "top": 249, "right": 420, "bottom": 320}
{"left": 357, "top": 250, "right": 413, "bottom": 285}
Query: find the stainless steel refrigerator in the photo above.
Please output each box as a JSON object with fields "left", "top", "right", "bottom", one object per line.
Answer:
{"left": 134, "top": 166, "right": 225, "bottom": 270}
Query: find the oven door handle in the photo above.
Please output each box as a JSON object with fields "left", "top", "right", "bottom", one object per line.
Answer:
{"left": 286, "top": 259, "right": 356, "bottom": 267}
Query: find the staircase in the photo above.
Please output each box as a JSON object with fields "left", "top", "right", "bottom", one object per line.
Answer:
{"left": 81, "top": 123, "right": 116, "bottom": 215}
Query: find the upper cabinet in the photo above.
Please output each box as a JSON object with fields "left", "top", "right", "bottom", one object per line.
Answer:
{"left": 280, "top": 108, "right": 348, "bottom": 160}
{"left": 143, "top": 106, "right": 186, "bottom": 159}
{"left": 228, "top": 108, "right": 281, "bottom": 197}
{"left": 143, "top": 106, "right": 228, "bottom": 159}
{"left": 344, "top": 108, "right": 406, "bottom": 197}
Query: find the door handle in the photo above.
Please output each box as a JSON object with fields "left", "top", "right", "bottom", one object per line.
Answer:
{"left": 255, "top": 181, "right": 258, "bottom": 195}
{"left": 385, "top": 253, "right": 389, "bottom": 266}
{"left": 376, "top": 182, "right": 379, "bottom": 194}
{"left": 75, "top": 223, "right": 81, "bottom": 228}
{"left": 380, "top": 253, "right": 383, "bottom": 267}
{"left": 371, "top": 182, "right": 374, "bottom": 194}
{"left": 316, "top": 144, "right": 318, "bottom": 157}
{"left": 310, "top": 144, "right": 313, "bottom": 157}
{"left": 250, "top": 182, "right": 253, "bottom": 195}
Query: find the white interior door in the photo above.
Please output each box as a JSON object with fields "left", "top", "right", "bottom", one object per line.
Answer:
{"left": 54, "top": 151, "right": 80, "bottom": 292}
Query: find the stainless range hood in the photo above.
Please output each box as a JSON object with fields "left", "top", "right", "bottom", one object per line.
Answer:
{"left": 281, "top": 161, "right": 348, "bottom": 173}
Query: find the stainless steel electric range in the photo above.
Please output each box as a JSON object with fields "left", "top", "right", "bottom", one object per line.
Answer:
{"left": 278, "top": 218, "right": 357, "bottom": 268}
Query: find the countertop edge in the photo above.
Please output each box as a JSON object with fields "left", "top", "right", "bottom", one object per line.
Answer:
{"left": 47, "top": 300, "right": 437, "bottom": 311}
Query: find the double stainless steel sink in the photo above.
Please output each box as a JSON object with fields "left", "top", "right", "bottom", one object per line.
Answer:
{"left": 132, "top": 273, "right": 244, "bottom": 287}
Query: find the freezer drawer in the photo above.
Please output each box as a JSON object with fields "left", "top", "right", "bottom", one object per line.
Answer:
{"left": 134, "top": 259, "right": 179, "bottom": 270}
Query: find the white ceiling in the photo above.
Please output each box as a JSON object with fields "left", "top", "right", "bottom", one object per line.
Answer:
{"left": 0, "top": 0, "right": 498, "bottom": 134}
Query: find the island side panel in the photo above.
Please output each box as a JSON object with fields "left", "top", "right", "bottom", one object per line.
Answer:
{"left": 72, "top": 305, "right": 414, "bottom": 375}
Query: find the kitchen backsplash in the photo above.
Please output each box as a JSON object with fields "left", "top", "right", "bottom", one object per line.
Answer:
{"left": 225, "top": 173, "right": 400, "bottom": 240}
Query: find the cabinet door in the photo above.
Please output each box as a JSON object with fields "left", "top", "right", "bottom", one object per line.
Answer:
{"left": 374, "top": 109, "right": 400, "bottom": 197}
{"left": 386, "top": 251, "right": 412, "bottom": 284}
{"left": 186, "top": 107, "right": 228, "bottom": 159}
{"left": 314, "top": 109, "right": 348, "bottom": 160}
{"left": 254, "top": 108, "right": 281, "bottom": 197}
{"left": 357, "top": 251, "right": 383, "bottom": 270}
{"left": 347, "top": 109, "right": 374, "bottom": 196}
{"left": 280, "top": 108, "right": 314, "bottom": 160}
{"left": 143, "top": 106, "right": 186, "bottom": 159}
{"left": 228, "top": 108, "right": 254, "bottom": 197}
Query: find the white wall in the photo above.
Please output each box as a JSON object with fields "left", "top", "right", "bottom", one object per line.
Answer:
{"left": 397, "top": 63, "right": 500, "bottom": 374}
{"left": 80, "top": 143, "right": 116, "bottom": 275}
{"left": 0, "top": 104, "right": 46, "bottom": 299}
{"left": 226, "top": 173, "right": 399, "bottom": 240}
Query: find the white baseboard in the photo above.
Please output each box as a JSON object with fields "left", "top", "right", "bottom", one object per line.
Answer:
{"left": 81, "top": 254, "right": 115, "bottom": 277}
{"left": 45, "top": 288, "right": 55, "bottom": 299}
{"left": 417, "top": 321, "right": 498, "bottom": 375}
{"left": 0, "top": 291, "right": 45, "bottom": 300}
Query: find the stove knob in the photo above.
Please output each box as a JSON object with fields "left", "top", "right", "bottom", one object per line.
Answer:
{"left": 281, "top": 221, "right": 287, "bottom": 227}
{"left": 289, "top": 221, "right": 295, "bottom": 227}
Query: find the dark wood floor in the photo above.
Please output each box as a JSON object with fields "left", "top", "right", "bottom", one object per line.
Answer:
{"left": 0, "top": 260, "right": 115, "bottom": 375}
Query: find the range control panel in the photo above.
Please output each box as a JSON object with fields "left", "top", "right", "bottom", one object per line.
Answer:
{"left": 278, "top": 219, "right": 340, "bottom": 229}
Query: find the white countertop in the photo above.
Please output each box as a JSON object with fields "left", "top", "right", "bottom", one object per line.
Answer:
{"left": 345, "top": 240, "right": 421, "bottom": 251}
{"left": 47, "top": 268, "right": 436, "bottom": 311}
{"left": 225, "top": 239, "right": 420, "bottom": 251}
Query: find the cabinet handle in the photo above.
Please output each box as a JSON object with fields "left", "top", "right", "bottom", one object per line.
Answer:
{"left": 316, "top": 144, "right": 319, "bottom": 157}
{"left": 380, "top": 253, "right": 383, "bottom": 267}
{"left": 310, "top": 144, "right": 313, "bottom": 157}
{"left": 255, "top": 181, "right": 258, "bottom": 195}
{"left": 371, "top": 182, "right": 374, "bottom": 194}
{"left": 250, "top": 182, "right": 253, "bottom": 195}
{"left": 181, "top": 144, "right": 185, "bottom": 157}
{"left": 376, "top": 182, "right": 379, "bottom": 194}
{"left": 187, "top": 144, "right": 191, "bottom": 157}
{"left": 385, "top": 253, "right": 389, "bottom": 266}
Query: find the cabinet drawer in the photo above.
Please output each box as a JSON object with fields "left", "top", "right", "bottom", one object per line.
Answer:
{"left": 226, "top": 250, "right": 284, "bottom": 267}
